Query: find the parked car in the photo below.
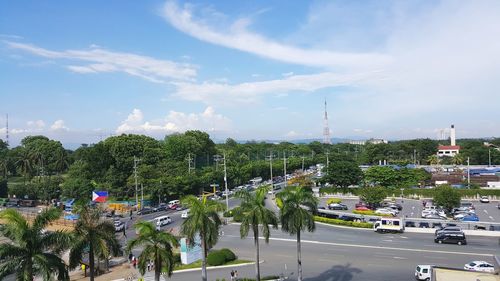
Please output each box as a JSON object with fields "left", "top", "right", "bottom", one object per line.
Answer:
{"left": 153, "top": 204, "right": 167, "bottom": 212}
{"left": 489, "top": 225, "right": 500, "bottom": 231}
{"left": 424, "top": 214, "right": 445, "bottom": 220}
{"left": 434, "top": 233, "right": 467, "bottom": 245}
{"left": 435, "top": 226, "right": 462, "bottom": 235}
{"left": 355, "top": 206, "right": 371, "bottom": 211}
{"left": 169, "top": 204, "right": 179, "bottom": 210}
{"left": 355, "top": 202, "right": 367, "bottom": 208}
{"left": 328, "top": 203, "right": 348, "bottom": 210}
{"left": 453, "top": 212, "right": 475, "bottom": 220}
{"left": 382, "top": 202, "right": 403, "bottom": 211}
{"left": 419, "top": 222, "right": 430, "bottom": 228}
{"left": 479, "top": 196, "right": 490, "bottom": 203}
{"left": 460, "top": 214, "right": 480, "bottom": 222}
{"left": 137, "top": 207, "right": 152, "bottom": 215}
{"left": 415, "top": 265, "right": 433, "bottom": 281}
{"left": 375, "top": 208, "right": 397, "bottom": 217}
{"left": 497, "top": 203, "right": 500, "bottom": 209}
{"left": 460, "top": 202, "right": 475, "bottom": 210}
{"left": 405, "top": 221, "right": 416, "bottom": 227}
{"left": 464, "top": 261, "right": 495, "bottom": 273}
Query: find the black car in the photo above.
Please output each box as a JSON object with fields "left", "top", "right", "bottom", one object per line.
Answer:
{"left": 431, "top": 222, "right": 443, "bottom": 229}
{"left": 434, "top": 233, "right": 467, "bottom": 245}
{"left": 435, "top": 226, "right": 462, "bottom": 235}
{"left": 419, "top": 222, "right": 430, "bottom": 228}
{"left": 339, "top": 215, "right": 357, "bottom": 222}
{"left": 137, "top": 207, "right": 152, "bottom": 215}
{"left": 405, "top": 221, "right": 416, "bottom": 227}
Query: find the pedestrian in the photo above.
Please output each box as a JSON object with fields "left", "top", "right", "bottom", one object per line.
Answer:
{"left": 128, "top": 253, "right": 133, "bottom": 262}
{"left": 123, "top": 223, "right": 127, "bottom": 238}
{"left": 147, "top": 261, "right": 151, "bottom": 272}
{"left": 130, "top": 209, "right": 133, "bottom": 220}
{"left": 235, "top": 270, "right": 238, "bottom": 280}
{"left": 230, "top": 270, "right": 235, "bottom": 281}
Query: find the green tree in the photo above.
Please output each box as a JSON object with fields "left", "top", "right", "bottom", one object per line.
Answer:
{"left": 69, "top": 205, "right": 121, "bottom": 281}
{"left": 324, "top": 160, "right": 363, "bottom": 188}
{"left": 433, "top": 185, "right": 461, "bottom": 211}
{"left": 15, "top": 148, "right": 33, "bottom": 183}
{"left": 237, "top": 186, "right": 278, "bottom": 281}
{"left": 0, "top": 208, "right": 71, "bottom": 280}
{"left": 127, "top": 221, "right": 179, "bottom": 281}
{"left": 276, "top": 186, "right": 318, "bottom": 281}
{"left": 358, "top": 187, "right": 387, "bottom": 207}
{"left": 427, "top": 155, "right": 440, "bottom": 166}
{"left": 180, "top": 196, "right": 224, "bottom": 281}
{"left": 451, "top": 154, "right": 464, "bottom": 166}
{"left": 364, "top": 166, "right": 399, "bottom": 188}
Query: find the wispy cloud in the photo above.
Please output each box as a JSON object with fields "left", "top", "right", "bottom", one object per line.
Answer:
{"left": 161, "top": 1, "right": 391, "bottom": 70}
{"left": 5, "top": 41, "right": 197, "bottom": 82}
{"left": 116, "top": 107, "right": 232, "bottom": 135}
{"left": 172, "top": 71, "right": 382, "bottom": 105}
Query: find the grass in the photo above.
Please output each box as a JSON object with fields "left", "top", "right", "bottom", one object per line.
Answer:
{"left": 174, "top": 259, "right": 252, "bottom": 271}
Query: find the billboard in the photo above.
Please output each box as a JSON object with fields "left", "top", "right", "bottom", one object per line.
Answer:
{"left": 180, "top": 235, "right": 202, "bottom": 265}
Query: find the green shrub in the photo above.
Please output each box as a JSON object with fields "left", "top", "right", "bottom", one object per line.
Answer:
{"left": 207, "top": 250, "right": 226, "bottom": 266}
{"left": 173, "top": 253, "right": 181, "bottom": 264}
{"left": 231, "top": 207, "right": 244, "bottom": 222}
{"left": 219, "top": 248, "right": 236, "bottom": 262}
{"left": 223, "top": 210, "right": 233, "bottom": 217}
{"left": 352, "top": 210, "right": 376, "bottom": 216}
{"left": 326, "top": 198, "right": 342, "bottom": 205}
{"left": 314, "top": 216, "right": 372, "bottom": 229}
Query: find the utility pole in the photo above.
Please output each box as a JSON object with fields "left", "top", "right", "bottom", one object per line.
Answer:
{"left": 266, "top": 152, "right": 274, "bottom": 190}
{"left": 223, "top": 151, "right": 229, "bottom": 211}
{"left": 283, "top": 151, "right": 287, "bottom": 188}
{"left": 134, "top": 156, "right": 141, "bottom": 208}
{"left": 467, "top": 157, "right": 470, "bottom": 189}
{"left": 141, "top": 183, "right": 144, "bottom": 209}
{"left": 489, "top": 149, "right": 492, "bottom": 167}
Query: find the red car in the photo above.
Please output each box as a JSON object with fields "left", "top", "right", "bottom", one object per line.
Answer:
{"left": 355, "top": 206, "right": 371, "bottom": 211}
{"left": 169, "top": 204, "right": 178, "bottom": 210}
{"left": 355, "top": 202, "right": 367, "bottom": 208}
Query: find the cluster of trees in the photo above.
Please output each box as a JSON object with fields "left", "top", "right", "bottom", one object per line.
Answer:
{"left": 0, "top": 133, "right": 498, "bottom": 203}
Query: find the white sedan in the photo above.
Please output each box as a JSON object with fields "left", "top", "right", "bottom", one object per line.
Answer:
{"left": 375, "top": 208, "right": 397, "bottom": 216}
{"left": 181, "top": 210, "right": 189, "bottom": 219}
{"left": 480, "top": 196, "right": 490, "bottom": 203}
{"left": 464, "top": 261, "right": 495, "bottom": 273}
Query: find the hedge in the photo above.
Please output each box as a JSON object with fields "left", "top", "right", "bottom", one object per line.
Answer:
{"left": 219, "top": 248, "right": 236, "bottom": 262}
{"left": 326, "top": 198, "right": 342, "bottom": 205}
{"left": 207, "top": 250, "right": 226, "bottom": 266}
{"left": 352, "top": 210, "right": 393, "bottom": 217}
{"left": 314, "top": 216, "right": 373, "bottom": 229}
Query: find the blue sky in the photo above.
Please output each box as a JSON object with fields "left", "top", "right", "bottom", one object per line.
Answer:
{"left": 1, "top": 0, "right": 499, "bottom": 146}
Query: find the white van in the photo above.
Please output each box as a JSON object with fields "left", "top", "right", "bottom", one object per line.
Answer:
{"left": 415, "top": 265, "right": 433, "bottom": 280}
{"left": 373, "top": 218, "right": 404, "bottom": 233}
{"left": 168, "top": 200, "right": 180, "bottom": 208}
{"left": 154, "top": 215, "right": 172, "bottom": 228}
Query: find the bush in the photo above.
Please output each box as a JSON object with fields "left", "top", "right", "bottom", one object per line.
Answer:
{"left": 207, "top": 250, "right": 226, "bottom": 266}
{"left": 352, "top": 210, "right": 376, "bottom": 216}
{"left": 173, "top": 253, "right": 181, "bottom": 264}
{"left": 326, "top": 198, "right": 342, "bottom": 205}
{"left": 223, "top": 210, "right": 233, "bottom": 217}
{"left": 314, "top": 216, "right": 373, "bottom": 229}
{"left": 231, "top": 207, "right": 244, "bottom": 222}
{"left": 219, "top": 248, "right": 236, "bottom": 262}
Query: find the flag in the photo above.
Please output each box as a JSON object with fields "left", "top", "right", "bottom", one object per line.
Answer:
{"left": 92, "top": 191, "right": 108, "bottom": 203}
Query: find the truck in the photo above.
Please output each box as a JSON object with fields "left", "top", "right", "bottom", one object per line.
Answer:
{"left": 373, "top": 218, "right": 404, "bottom": 233}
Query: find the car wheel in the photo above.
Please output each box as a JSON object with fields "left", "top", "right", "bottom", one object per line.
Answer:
{"left": 457, "top": 241, "right": 462, "bottom": 245}
{"left": 425, "top": 278, "right": 430, "bottom": 281}
{"left": 438, "top": 240, "right": 443, "bottom": 244}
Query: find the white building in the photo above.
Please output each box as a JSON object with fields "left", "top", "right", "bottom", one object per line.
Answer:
{"left": 437, "top": 145, "right": 460, "bottom": 157}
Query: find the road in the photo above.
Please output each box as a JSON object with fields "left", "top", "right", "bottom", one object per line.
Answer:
{"left": 134, "top": 222, "right": 499, "bottom": 281}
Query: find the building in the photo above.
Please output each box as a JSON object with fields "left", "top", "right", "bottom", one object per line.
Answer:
{"left": 348, "top": 138, "right": 388, "bottom": 145}
{"left": 437, "top": 125, "right": 460, "bottom": 157}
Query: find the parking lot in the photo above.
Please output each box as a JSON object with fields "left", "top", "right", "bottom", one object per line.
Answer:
{"left": 319, "top": 197, "right": 500, "bottom": 223}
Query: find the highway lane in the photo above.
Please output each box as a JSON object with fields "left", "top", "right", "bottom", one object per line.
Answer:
{"left": 156, "top": 222, "right": 499, "bottom": 281}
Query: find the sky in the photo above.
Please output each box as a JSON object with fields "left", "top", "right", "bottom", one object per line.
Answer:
{"left": 1, "top": 0, "right": 499, "bottom": 147}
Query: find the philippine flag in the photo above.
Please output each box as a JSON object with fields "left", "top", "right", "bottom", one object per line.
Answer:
{"left": 92, "top": 191, "right": 108, "bottom": 203}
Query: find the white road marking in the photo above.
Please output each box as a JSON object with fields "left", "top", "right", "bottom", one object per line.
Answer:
{"left": 484, "top": 210, "right": 489, "bottom": 214}
{"left": 489, "top": 216, "right": 494, "bottom": 221}
{"left": 264, "top": 237, "right": 494, "bottom": 257}
{"left": 393, "top": 256, "right": 407, "bottom": 260}
{"left": 400, "top": 236, "right": 409, "bottom": 239}
{"left": 382, "top": 240, "right": 393, "bottom": 242}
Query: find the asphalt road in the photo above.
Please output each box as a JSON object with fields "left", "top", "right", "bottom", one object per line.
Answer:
{"left": 144, "top": 222, "right": 499, "bottom": 281}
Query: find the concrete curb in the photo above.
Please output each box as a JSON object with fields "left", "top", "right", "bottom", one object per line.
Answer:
{"left": 172, "top": 260, "right": 262, "bottom": 274}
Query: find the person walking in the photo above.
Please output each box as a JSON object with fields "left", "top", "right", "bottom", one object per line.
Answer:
{"left": 230, "top": 270, "right": 235, "bottom": 281}
{"left": 235, "top": 270, "right": 239, "bottom": 280}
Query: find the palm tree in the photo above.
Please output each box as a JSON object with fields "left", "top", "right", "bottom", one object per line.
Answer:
{"left": 276, "top": 186, "right": 318, "bottom": 281}
{"left": 15, "top": 149, "right": 32, "bottom": 183}
{"left": 54, "top": 149, "right": 69, "bottom": 175}
{"left": 69, "top": 204, "right": 121, "bottom": 281}
{"left": 451, "top": 153, "right": 464, "bottom": 166}
{"left": 237, "top": 186, "right": 278, "bottom": 281}
{"left": 427, "top": 154, "right": 440, "bottom": 166}
{"left": 127, "top": 221, "right": 179, "bottom": 281}
{"left": 180, "top": 195, "right": 224, "bottom": 281}
{"left": 0, "top": 208, "right": 71, "bottom": 281}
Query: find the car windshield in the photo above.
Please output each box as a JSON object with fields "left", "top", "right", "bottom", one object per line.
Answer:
{"left": 416, "top": 266, "right": 421, "bottom": 272}
{"left": 469, "top": 262, "right": 476, "bottom": 266}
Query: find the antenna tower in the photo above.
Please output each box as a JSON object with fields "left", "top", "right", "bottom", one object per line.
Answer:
{"left": 323, "top": 100, "right": 331, "bottom": 144}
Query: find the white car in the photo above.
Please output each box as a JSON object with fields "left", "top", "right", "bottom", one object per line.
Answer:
{"left": 421, "top": 209, "right": 436, "bottom": 218}
{"left": 375, "top": 208, "right": 397, "bottom": 217}
{"left": 415, "top": 265, "right": 432, "bottom": 280}
{"left": 464, "top": 261, "right": 495, "bottom": 273}
{"left": 480, "top": 196, "right": 490, "bottom": 203}
{"left": 181, "top": 210, "right": 189, "bottom": 219}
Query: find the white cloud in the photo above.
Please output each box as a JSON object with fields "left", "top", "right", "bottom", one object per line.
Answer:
{"left": 172, "top": 71, "right": 381, "bottom": 104}
{"left": 50, "top": 120, "right": 68, "bottom": 131}
{"left": 116, "top": 107, "right": 232, "bottom": 135}
{"left": 27, "top": 120, "right": 45, "bottom": 129}
{"left": 281, "top": 72, "right": 294, "bottom": 77}
{"left": 5, "top": 41, "right": 197, "bottom": 83}
{"left": 285, "top": 130, "right": 299, "bottom": 138}
{"left": 161, "top": 1, "right": 391, "bottom": 70}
